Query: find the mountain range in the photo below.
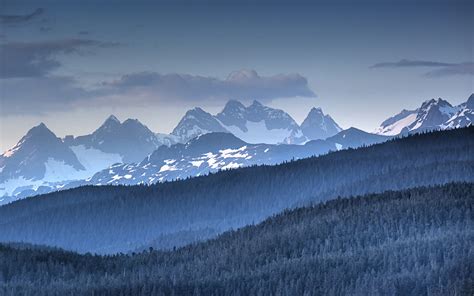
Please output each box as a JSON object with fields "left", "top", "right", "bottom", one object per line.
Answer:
{"left": 172, "top": 100, "right": 341, "bottom": 143}
{"left": 0, "top": 100, "right": 343, "bottom": 203}
{"left": 375, "top": 94, "right": 473, "bottom": 135}
{"left": 0, "top": 127, "right": 472, "bottom": 254}
{"left": 1, "top": 95, "right": 472, "bottom": 203}
{"left": 83, "top": 129, "right": 386, "bottom": 187}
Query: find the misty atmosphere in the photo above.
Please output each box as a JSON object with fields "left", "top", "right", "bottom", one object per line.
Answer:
{"left": 0, "top": 0, "right": 473, "bottom": 295}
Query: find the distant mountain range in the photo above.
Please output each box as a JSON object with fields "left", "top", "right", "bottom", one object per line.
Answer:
{"left": 375, "top": 94, "right": 473, "bottom": 136}
{"left": 1, "top": 95, "right": 472, "bottom": 203}
{"left": 0, "top": 100, "right": 344, "bottom": 203}
{"left": 172, "top": 100, "right": 341, "bottom": 143}
{"left": 84, "top": 129, "right": 386, "bottom": 187}
{"left": 0, "top": 127, "right": 471, "bottom": 253}
{"left": 0, "top": 117, "right": 177, "bottom": 202}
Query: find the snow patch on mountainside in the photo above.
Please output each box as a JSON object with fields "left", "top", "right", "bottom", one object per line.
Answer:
{"left": 223, "top": 120, "right": 294, "bottom": 144}
{"left": 3, "top": 141, "right": 24, "bottom": 158}
{"left": 0, "top": 177, "right": 43, "bottom": 197}
{"left": 375, "top": 113, "right": 417, "bottom": 136}
{"left": 220, "top": 146, "right": 249, "bottom": 158}
{"left": 43, "top": 158, "right": 88, "bottom": 182}
{"left": 375, "top": 96, "right": 473, "bottom": 136}
{"left": 70, "top": 145, "right": 122, "bottom": 178}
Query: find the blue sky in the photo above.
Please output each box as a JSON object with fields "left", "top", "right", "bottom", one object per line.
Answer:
{"left": 1, "top": 0, "right": 473, "bottom": 151}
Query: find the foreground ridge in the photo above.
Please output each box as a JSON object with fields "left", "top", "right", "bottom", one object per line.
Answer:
{"left": 0, "top": 183, "right": 472, "bottom": 295}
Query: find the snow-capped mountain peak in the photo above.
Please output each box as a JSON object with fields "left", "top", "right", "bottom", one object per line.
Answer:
{"left": 300, "top": 107, "right": 342, "bottom": 140}
{"left": 105, "top": 114, "right": 120, "bottom": 123}
{"left": 0, "top": 123, "right": 86, "bottom": 199}
{"left": 419, "top": 98, "right": 455, "bottom": 115}
{"left": 375, "top": 95, "right": 471, "bottom": 136}
{"left": 250, "top": 100, "right": 263, "bottom": 107}
{"left": 215, "top": 100, "right": 305, "bottom": 144}
{"left": 466, "top": 93, "right": 474, "bottom": 109}
{"left": 71, "top": 115, "right": 162, "bottom": 163}
{"left": 443, "top": 94, "right": 474, "bottom": 129}
{"left": 171, "top": 108, "right": 228, "bottom": 142}
{"left": 173, "top": 100, "right": 307, "bottom": 144}
{"left": 2, "top": 123, "right": 54, "bottom": 158}
{"left": 405, "top": 98, "right": 456, "bottom": 133}
{"left": 98, "top": 115, "right": 121, "bottom": 131}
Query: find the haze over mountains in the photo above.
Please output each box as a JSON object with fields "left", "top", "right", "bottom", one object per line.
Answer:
{"left": 1, "top": 95, "right": 472, "bottom": 203}
{"left": 172, "top": 99, "right": 337, "bottom": 144}
{"left": 0, "top": 127, "right": 472, "bottom": 254}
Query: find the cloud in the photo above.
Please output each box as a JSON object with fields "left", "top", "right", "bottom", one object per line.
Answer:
{"left": 370, "top": 59, "right": 455, "bottom": 68}
{"left": 1, "top": 70, "right": 316, "bottom": 116}
{"left": 102, "top": 69, "right": 316, "bottom": 102}
{"left": 0, "top": 8, "right": 44, "bottom": 25}
{"left": 0, "top": 76, "right": 88, "bottom": 116}
{"left": 78, "top": 31, "right": 90, "bottom": 35}
{"left": 0, "top": 39, "right": 120, "bottom": 78}
{"left": 424, "top": 62, "right": 474, "bottom": 77}
{"left": 371, "top": 59, "right": 474, "bottom": 77}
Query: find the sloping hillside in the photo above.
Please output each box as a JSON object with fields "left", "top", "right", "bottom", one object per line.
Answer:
{"left": 0, "top": 183, "right": 472, "bottom": 295}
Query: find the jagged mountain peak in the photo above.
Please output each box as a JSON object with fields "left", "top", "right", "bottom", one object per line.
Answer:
{"left": 25, "top": 122, "right": 55, "bottom": 138}
{"left": 188, "top": 107, "right": 209, "bottom": 114}
{"left": 122, "top": 118, "right": 139, "bottom": 124}
{"left": 444, "top": 94, "right": 474, "bottom": 129}
{"left": 171, "top": 100, "right": 306, "bottom": 144}
{"left": 466, "top": 93, "right": 474, "bottom": 109}
{"left": 171, "top": 107, "right": 227, "bottom": 142}
{"left": 100, "top": 115, "right": 121, "bottom": 129}
{"left": 105, "top": 114, "right": 120, "bottom": 123}
{"left": 2, "top": 123, "right": 57, "bottom": 158}
{"left": 310, "top": 107, "right": 323, "bottom": 112}
{"left": 376, "top": 96, "right": 463, "bottom": 136}
{"left": 220, "top": 100, "right": 246, "bottom": 117}
{"left": 0, "top": 122, "right": 85, "bottom": 191}
{"left": 214, "top": 99, "right": 305, "bottom": 144}
{"left": 92, "top": 115, "right": 121, "bottom": 136}
{"left": 301, "top": 107, "right": 342, "bottom": 140}
{"left": 71, "top": 115, "right": 161, "bottom": 163}
{"left": 250, "top": 100, "right": 264, "bottom": 108}
{"left": 420, "top": 98, "right": 453, "bottom": 111}
{"left": 121, "top": 118, "right": 148, "bottom": 129}
{"left": 94, "top": 116, "right": 153, "bottom": 136}
{"left": 224, "top": 99, "right": 246, "bottom": 108}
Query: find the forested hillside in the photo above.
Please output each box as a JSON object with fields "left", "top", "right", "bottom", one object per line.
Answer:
{"left": 0, "top": 127, "right": 473, "bottom": 253}
{"left": 0, "top": 183, "right": 472, "bottom": 295}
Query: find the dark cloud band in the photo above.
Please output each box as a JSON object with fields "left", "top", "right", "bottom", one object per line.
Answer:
{"left": 0, "top": 8, "right": 44, "bottom": 25}
{"left": 1, "top": 70, "right": 316, "bottom": 116}
{"left": 424, "top": 62, "right": 474, "bottom": 77}
{"left": 370, "top": 59, "right": 474, "bottom": 77}
{"left": 370, "top": 59, "right": 455, "bottom": 68}
{"left": 0, "top": 39, "right": 120, "bottom": 78}
{"left": 102, "top": 69, "right": 316, "bottom": 102}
